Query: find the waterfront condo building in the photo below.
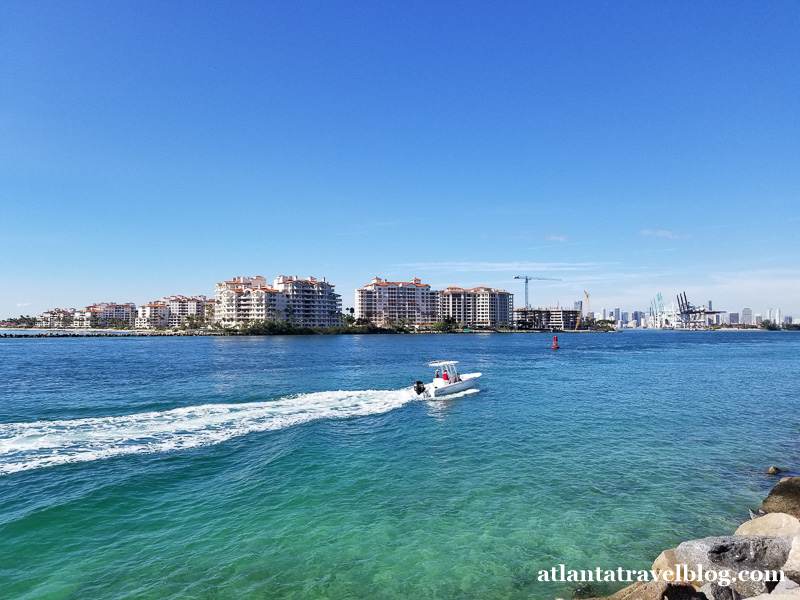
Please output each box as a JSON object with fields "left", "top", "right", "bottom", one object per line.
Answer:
{"left": 136, "top": 302, "right": 170, "bottom": 329}
{"left": 163, "top": 295, "right": 207, "bottom": 328}
{"left": 355, "top": 277, "right": 438, "bottom": 326}
{"left": 215, "top": 275, "right": 341, "bottom": 327}
{"left": 215, "top": 276, "right": 285, "bottom": 326}
{"left": 272, "top": 275, "right": 341, "bottom": 326}
{"left": 437, "top": 287, "right": 514, "bottom": 328}
{"left": 135, "top": 296, "right": 207, "bottom": 329}
{"left": 35, "top": 308, "right": 77, "bottom": 328}
{"left": 69, "top": 303, "right": 137, "bottom": 328}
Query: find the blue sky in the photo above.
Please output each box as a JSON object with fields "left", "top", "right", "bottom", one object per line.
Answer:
{"left": 2, "top": 1, "right": 798, "bottom": 318}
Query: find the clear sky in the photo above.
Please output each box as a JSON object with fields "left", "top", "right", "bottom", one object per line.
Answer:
{"left": 2, "top": 1, "right": 798, "bottom": 319}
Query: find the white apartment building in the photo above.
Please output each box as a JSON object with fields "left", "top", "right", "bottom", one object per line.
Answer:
{"left": 161, "top": 295, "right": 207, "bottom": 327}
{"left": 273, "top": 275, "right": 341, "bottom": 326}
{"left": 355, "top": 277, "right": 437, "bottom": 326}
{"left": 72, "top": 306, "right": 104, "bottom": 328}
{"left": 215, "top": 277, "right": 285, "bottom": 326}
{"left": 135, "top": 302, "right": 170, "bottom": 328}
{"left": 215, "top": 275, "right": 341, "bottom": 327}
{"left": 72, "top": 303, "right": 137, "bottom": 328}
{"left": 35, "top": 308, "right": 77, "bottom": 328}
{"left": 438, "top": 286, "right": 514, "bottom": 327}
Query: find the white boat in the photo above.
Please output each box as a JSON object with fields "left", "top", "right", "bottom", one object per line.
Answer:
{"left": 411, "top": 361, "right": 482, "bottom": 398}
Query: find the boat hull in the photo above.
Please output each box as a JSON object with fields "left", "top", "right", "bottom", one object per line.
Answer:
{"left": 429, "top": 372, "right": 481, "bottom": 397}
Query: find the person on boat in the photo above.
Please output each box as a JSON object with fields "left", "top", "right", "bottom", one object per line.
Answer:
{"left": 442, "top": 370, "right": 449, "bottom": 383}
{"left": 434, "top": 369, "right": 440, "bottom": 379}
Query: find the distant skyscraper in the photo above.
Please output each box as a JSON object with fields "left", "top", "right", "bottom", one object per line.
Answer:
{"left": 755, "top": 313, "right": 763, "bottom": 325}
{"left": 601, "top": 308, "right": 607, "bottom": 320}
{"left": 729, "top": 312, "right": 739, "bottom": 325}
{"left": 708, "top": 300, "right": 713, "bottom": 311}
{"left": 767, "top": 308, "right": 774, "bottom": 322}
{"left": 741, "top": 308, "right": 752, "bottom": 326}
{"left": 775, "top": 308, "right": 781, "bottom": 324}
{"left": 574, "top": 300, "right": 582, "bottom": 311}
{"left": 613, "top": 307, "right": 621, "bottom": 322}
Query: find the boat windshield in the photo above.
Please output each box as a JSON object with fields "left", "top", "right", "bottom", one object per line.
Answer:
{"left": 429, "top": 361, "right": 462, "bottom": 383}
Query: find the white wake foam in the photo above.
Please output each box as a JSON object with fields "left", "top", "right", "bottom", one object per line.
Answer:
{"left": 0, "top": 389, "right": 419, "bottom": 475}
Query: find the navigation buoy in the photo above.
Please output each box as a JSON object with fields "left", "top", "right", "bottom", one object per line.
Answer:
{"left": 551, "top": 335, "right": 560, "bottom": 349}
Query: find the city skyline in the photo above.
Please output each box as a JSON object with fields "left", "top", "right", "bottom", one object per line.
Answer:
{"left": 11, "top": 270, "right": 796, "bottom": 325}
{"left": 2, "top": 2, "right": 799, "bottom": 318}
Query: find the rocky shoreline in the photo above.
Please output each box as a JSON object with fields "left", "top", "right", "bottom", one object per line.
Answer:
{"left": 587, "top": 475, "right": 800, "bottom": 600}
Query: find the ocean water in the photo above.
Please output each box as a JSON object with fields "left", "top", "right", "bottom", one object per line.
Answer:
{"left": 1, "top": 331, "right": 798, "bottom": 599}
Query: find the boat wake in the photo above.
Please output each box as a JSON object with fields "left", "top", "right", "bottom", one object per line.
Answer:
{"left": 0, "top": 389, "right": 428, "bottom": 475}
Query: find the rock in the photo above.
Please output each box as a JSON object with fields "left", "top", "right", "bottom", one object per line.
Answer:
{"left": 572, "top": 581, "right": 599, "bottom": 598}
{"left": 761, "top": 477, "right": 800, "bottom": 518}
{"left": 784, "top": 536, "right": 800, "bottom": 584}
{"left": 698, "top": 582, "right": 741, "bottom": 600}
{"left": 740, "top": 586, "right": 800, "bottom": 600}
{"left": 674, "top": 535, "right": 792, "bottom": 597}
{"left": 653, "top": 549, "right": 680, "bottom": 579}
{"left": 598, "top": 581, "right": 701, "bottom": 600}
{"left": 734, "top": 513, "right": 800, "bottom": 537}
{"left": 750, "top": 508, "right": 767, "bottom": 520}
{"left": 774, "top": 578, "right": 800, "bottom": 593}
{"left": 768, "top": 466, "right": 784, "bottom": 475}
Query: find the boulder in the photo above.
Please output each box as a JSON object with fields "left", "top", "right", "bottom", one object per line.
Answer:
{"left": 784, "top": 535, "right": 800, "bottom": 584}
{"left": 739, "top": 586, "right": 800, "bottom": 600}
{"left": 773, "top": 578, "right": 800, "bottom": 593}
{"left": 761, "top": 477, "right": 800, "bottom": 518}
{"left": 674, "top": 535, "right": 792, "bottom": 597}
{"left": 767, "top": 466, "right": 784, "bottom": 475}
{"left": 651, "top": 548, "right": 707, "bottom": 589}
{"left": 734, "top": 513, "right": 800, "bottom": 537}
{"left": 698, "top": 582, "right": 741, "bottom": 600}
{"left": 652, "top": 549, "right": 681, "bottom": 579}
{"left": 594, "top": 581, "right": 701, "bottom": 600}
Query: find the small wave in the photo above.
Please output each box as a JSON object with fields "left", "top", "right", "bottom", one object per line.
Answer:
{"left": 0, "top": 389, "right": 420, "bottom": 475}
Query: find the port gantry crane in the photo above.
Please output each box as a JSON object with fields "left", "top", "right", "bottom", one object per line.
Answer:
{"left": 513, "top": 275, "right": 562, "bottom": 310}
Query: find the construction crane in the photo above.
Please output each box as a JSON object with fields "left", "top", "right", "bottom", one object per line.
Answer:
{"left": 514, "top": 275, "right": 562, "bottom": 309}
{"left": 574, "top": 291, "right": 589, "bottom": 331}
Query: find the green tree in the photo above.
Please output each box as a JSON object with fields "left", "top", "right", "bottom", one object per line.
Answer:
{"left": 284, "top": 305, "right": 296, "bottom": 324}
{"left": 392, "top": 317, "right": 412, "bottom": 333}
{"left": 7, "top": 315, "right": 37, "bottom": 328}
{"left": 761, "top": 319, "right": 780, "bottom": 331}
{"left": 432, "top": 316, "right": 458, "bottom": 332}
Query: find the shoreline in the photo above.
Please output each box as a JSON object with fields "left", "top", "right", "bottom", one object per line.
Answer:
{"left": 0, "top": 328, "right": 789, "bottom": 338}
{"left": 0, "top": 329, "right": 618, "bottom": 338}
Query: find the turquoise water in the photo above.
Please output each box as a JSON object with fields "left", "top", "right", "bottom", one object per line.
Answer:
{"left": 1, "top": 332, "right": 798, "bottom": 599}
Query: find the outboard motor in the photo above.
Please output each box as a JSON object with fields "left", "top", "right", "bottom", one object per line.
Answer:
{"left": 413, "top": 381, "right": 426, "bottom": 396}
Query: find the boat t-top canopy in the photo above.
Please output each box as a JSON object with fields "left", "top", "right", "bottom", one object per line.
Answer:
{"left": 428, "top": 361, "right": 459, "bottom": 367}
